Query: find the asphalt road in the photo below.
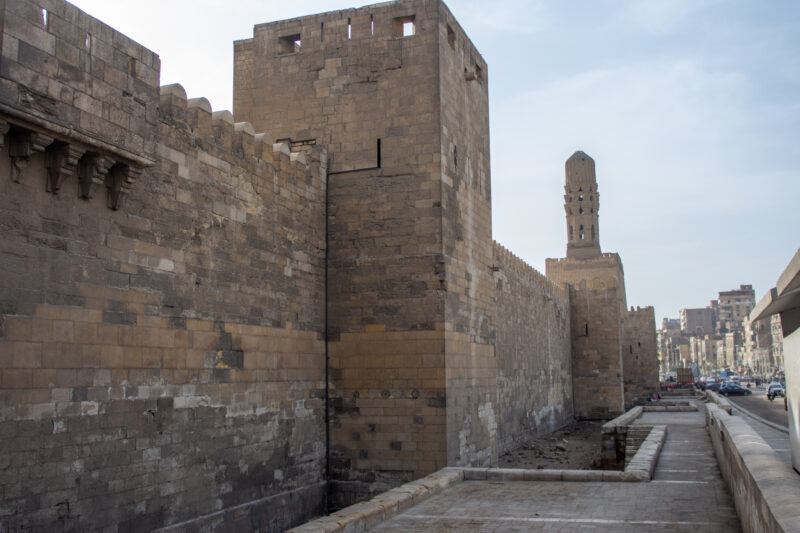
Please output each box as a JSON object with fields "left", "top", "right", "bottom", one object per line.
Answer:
{"left": 725, "top": 387, "right": 788, "bottom": 428}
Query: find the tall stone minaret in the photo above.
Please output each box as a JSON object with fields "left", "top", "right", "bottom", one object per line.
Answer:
{"left": 564, "top": 151, "right": 601, "bottom": 259}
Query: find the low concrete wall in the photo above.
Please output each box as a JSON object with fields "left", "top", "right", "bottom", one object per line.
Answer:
{"left": 706, "top": 403, "right": 800, "bottom": 533}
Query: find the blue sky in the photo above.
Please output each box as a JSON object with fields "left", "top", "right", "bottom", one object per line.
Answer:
{"left": 69, "top": 0, "right": 800, "bottom": 324}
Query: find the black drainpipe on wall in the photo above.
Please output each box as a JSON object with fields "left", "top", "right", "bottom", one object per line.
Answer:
{"left": 323, "top": 140, "right": 382, "bottom": 509}
{"left": 324, "top": 158, "right": 331, "bottom": 504}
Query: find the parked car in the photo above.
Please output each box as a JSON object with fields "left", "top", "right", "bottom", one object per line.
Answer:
{"left": 719, "top": 383, "right": 751, "bottom": 396}
{"left": 706, "top": 382, "right": 722, "bottom": 392}
{"left": 767, "top": 383, "right": 785, "bottom": 401}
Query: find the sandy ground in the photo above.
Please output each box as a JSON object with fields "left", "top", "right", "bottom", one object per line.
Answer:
{"left": 496, "top": 420, "right": 603, "bottom": 470}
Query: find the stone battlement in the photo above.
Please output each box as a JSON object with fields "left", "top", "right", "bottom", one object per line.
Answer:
{"left": 493, "top": 241, "right": 566, "bottom": 300}
{"left": 157, "top": 83, "right": 312, "bottom": 172}
{"left": 546, "top": 252, "right": 623, "bottom": 269}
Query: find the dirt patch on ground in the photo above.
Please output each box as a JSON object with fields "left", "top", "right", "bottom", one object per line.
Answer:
{"left": 496, "top": 420, "right": 603, "bottom": 470}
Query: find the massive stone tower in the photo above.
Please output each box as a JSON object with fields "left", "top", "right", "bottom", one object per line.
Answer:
{"left": 564, "top": 151, "right": 601, "bottom": 260}
{"left": 547, "top": 151, "right": 658, "bottom": 419}
{"left": 234, "top": 0, "right": 498, "bottom": 507}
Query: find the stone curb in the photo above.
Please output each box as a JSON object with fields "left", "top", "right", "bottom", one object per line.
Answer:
{"left": 624, "top": 425, "right": 667, "bottom": 480}
{"left": 642, "top": 405, "right": 696, "bottom": 412}
{"left": 286, "top": 468, "right": 464, "bottom": 533}
{"left": 288, "top": 427, "right": 670, "bottom": 531}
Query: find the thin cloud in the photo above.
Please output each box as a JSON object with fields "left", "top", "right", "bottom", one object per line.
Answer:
{"left": 615, "top": 0, "right": 722, "bottom": 35}
{"left": 456, "top": 0, "right": 552, "bottom": 35}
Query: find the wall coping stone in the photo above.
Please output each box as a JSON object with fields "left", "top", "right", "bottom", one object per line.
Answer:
{"left": 602, "top": 406, "right": 642, "bottom": 432}
{"left": 706, "top": 390, "right": 733, "bottom": 415}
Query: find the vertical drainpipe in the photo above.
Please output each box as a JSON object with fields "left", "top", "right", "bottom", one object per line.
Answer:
{"left": 324, "top": 162, "right": 331, "bottom": 507}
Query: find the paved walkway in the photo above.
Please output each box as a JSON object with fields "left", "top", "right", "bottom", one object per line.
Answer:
{"left": 370, "top": 401, "right": 741, "bottom": 532}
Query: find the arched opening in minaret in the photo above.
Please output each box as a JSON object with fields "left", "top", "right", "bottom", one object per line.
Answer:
{"left": 579, "top": 224, "right": 584, "bottom": 240}
{"left": 579, "top": 207, "right": 583, "bottom": 214}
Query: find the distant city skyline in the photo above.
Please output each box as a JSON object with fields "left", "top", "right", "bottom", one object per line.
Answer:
{"left": 69, "top": 0, "right": 800, "bottom": 324}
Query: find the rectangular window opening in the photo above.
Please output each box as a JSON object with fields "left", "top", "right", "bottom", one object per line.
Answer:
{"left": 348, "top": 18, "right": 352, "bottom": 39}
{"left": 85, "top": 33, "right": 92, "bottom": 52}
{"left": 370, "top": 14, "right": 374, "bottom": 36}
{"left": 278, "top": 33, "right": 302, "bottom": 54}
{"left": 321, "top": 22, "right": 324, "bottom": 43}
{"left": 393, "top": 16, "right": 415, "bottom": 38}
{"left": 41, "top": 8, "right": 48, "bottom": 27}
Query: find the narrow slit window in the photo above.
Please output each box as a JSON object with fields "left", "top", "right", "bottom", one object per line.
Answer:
{"left": 371, "top": 15, "right": 374, "bottom": 36}
{"left": 348, "top": 18, "right": 352, "bottom": 39}
{"left": 41, "top": 8, "right": 48, "bottom": 27}
{"left": 321, "top": 22, "right": 324, "bottom": 43}
{"left": 85, "top": 33, "right": 92, "bottom": 51}
{"left": 278, "top": 34, "right": 302, "bottom": 54}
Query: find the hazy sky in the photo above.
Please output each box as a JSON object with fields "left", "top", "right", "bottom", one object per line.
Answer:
{"left": 69, "top": 0, "right": 799, "bottom": 324}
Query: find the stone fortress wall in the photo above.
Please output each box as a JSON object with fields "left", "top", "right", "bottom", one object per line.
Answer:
{"left": 1, "top": 1, "right": 328, "bottom": 530}
{"left": 492, "top": 242, "right": 572, "bottom": 454}
{"left": 622, "top": 305, "right": 659, "bottom": 404}
{"left": 0, "top": 0, "right": 595, "bottom": 530}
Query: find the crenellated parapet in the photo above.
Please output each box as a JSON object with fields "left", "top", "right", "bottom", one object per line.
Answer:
{"left": 157, "top": 83, "right": 315, "bottom": 173}
{"left": 546, "top": 252, "right": 624, "bottom": 270}
{"left": 492, "top": 240, "right": 567, "bottom": 300}
{"left": 155, "top": 83, "right": 325, "bottom": 240}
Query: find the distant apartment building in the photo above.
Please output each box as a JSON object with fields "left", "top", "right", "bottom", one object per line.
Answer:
{"left": 680, "top": 307, "right": 714, "bottom": 335}
{"left": 743, "top": 314, "right": 785, "bottom": 375}
{"left": 716, "top": 284, "right": 755, "bottom": 333}
{"left": 659, "top": 283, "right": 772, "bottom": 377}
{"left": 771, "top": 314, "right": 784, "bottom": 367}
